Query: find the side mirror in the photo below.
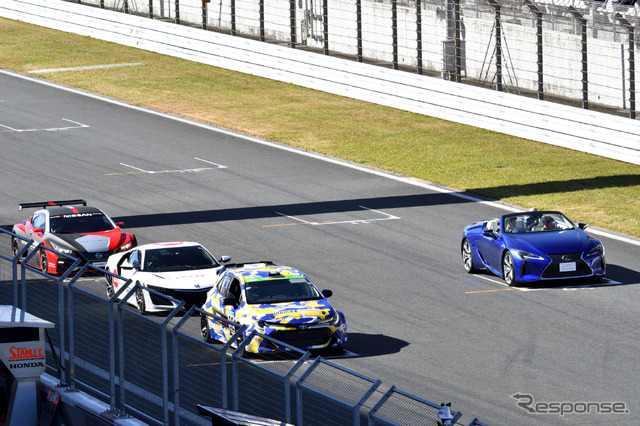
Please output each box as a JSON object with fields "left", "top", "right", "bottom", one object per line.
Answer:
{"left": 117, "top": 222, "right": 124, "bottom": 227}
{"left": 219, "top": 256, "right": 232, "bottom": 264}
{"left": 321, "top": 289, "right": 333, "bottom": 298}
{"left": 222, "top": 296, "right": 235, "bottom": 306}
{"left": 578, "top": 222, "right": 588, "bottom": 230}
{"left": 33, "top": 228, "right": 43, "bottom": 234}
{"left": 482, "top": 229, "right": 495, "bottom": 238}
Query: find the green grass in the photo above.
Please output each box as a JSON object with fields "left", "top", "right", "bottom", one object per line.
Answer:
{"left": 2, "top": 18, "right": 639, "bottom": 237}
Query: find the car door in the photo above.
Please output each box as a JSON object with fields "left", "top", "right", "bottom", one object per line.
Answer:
{"left": 211, "top": 275, "right": 239, "bottom": 338}
{"left": 115, "top": 250, "right": 141, "bottom": 284}
{"left": 475, "top": 219, "right": 506, "bottom": 273}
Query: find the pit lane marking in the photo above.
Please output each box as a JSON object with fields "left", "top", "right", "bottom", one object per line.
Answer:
{"left": 0, "top": 118, "right": 89, "bottom": 132}
{"left": 466, "top": 276, "right": 623, "bottom": 293}
{"left": 264, "top": 206, "right": 399, "bottom": 227}
{"left": 105, "top": 157, "right": 227, "bottom": 175}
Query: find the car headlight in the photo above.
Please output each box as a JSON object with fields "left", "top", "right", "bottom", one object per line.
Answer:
{"left": 321, "top": 313, "right": 341, "bottom": 326}
{"left": 587, "top": 243, "right": 604, "bottom": 257}
{"left": 116, "top": 240, "right": 134, "bottom": 253}
{"left": 50, "top": 242, "right": 73, "bottom": 255}
{"left": 515, "top": 250, "right": 545, "bottom": 261}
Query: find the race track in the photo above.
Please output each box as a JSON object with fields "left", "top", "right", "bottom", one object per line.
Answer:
{"left": 2, "top": 70, "right": 640, "bottom": 425}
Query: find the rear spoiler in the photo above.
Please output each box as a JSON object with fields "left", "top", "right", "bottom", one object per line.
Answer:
{"left": 19, "top": 200, "right": 87, "bottom": 211}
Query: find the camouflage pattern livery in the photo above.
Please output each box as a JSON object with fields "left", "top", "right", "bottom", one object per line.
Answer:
{"left": 201, "top": 262, "right": 347, "bottom": 353}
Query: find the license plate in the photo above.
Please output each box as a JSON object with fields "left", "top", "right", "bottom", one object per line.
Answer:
{"left": 559, "top": 262, "right": 576, "bottom": 272}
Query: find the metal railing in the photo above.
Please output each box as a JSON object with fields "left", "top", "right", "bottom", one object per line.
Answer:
{"left": 70, "top": 0, "right": 640, "bottom": 119}
{"left": 0, "top": 227, "right": 471, "bottom": 425}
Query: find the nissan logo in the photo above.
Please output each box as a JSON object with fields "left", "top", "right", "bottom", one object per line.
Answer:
{"left": 95, "top": 253, "right": 102, "bottom": 259}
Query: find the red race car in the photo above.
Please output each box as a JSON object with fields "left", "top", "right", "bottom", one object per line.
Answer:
{"left": 12, "top": 200, "right": 136, "bottom": 274}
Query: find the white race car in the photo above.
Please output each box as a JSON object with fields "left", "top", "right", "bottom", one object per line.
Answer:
{"left": 105, "top": 242, "right": 231, "bottom": 314}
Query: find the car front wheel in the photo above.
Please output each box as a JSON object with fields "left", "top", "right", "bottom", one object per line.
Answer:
{"left": 502, "top": 252, "right": 517, "bottom": 286}
{"left": 461, "top": 239, "right": 477, "bottom": 273}
{"left": 40, "top": 248, "right": 49, "bottom": 274}
{"left": 105, "top": 270, "right": 115, "bottom": 299}
{"left": 200, "top": 314, "right": 214, "bottom": 343}
{"left": 134, "top": 284, "right": 146, "bottom": 314}
{"left": 11, "top": 237, "right": 19, "bottom": 258}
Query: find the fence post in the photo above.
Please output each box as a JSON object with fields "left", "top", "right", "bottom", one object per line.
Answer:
{"left": 454, "top": 0, "right": 462, "bottom": 83}
{"left": 259, "top": 0, "right": 264, "bottom": 41}
{"left": 486, "top": 0, "right": 503, "bottom": 91}
{"left": 616, "top": 14, "right": 636, "bottom": 120}
{"left": 524, "top": 0, "right": 543, "bottom": 100}
{"left": 569, "top": 7, "right": 588, "bottom": 109}
{"left": 64, "top": 262, "right": 88, "bottom": 390}
{"left": 323, "top": 0, "right": 328, "bottom": 55}
{"left": 231, "top": 0, "right": 236, "bottom": 36}
{"left": 202, "top": 0, "right": 207, "bottom": 30}
{"left": 416, "top": 0, "right": 422, "bottom": 75}
{"left": 161, "top": 305, "right": 185, "bottom": 425}
{"left": 392, "top": 0, "right": 398, "bottom": 70}
{"left": 357, "top": 0, "right": 363, "bottom": 62}
{"left": 289, "top": 0, "right": 295, "bottom": 47}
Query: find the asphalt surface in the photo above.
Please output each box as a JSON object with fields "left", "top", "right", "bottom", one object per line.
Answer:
{"left": 2, "top": 69, "right": 640, "bottom": 425}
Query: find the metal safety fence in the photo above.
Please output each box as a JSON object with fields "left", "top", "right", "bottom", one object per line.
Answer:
{"left": 0, "top": 227, "right": 474, "bottom": 425}
{"left": 69, "top": 0, "right": 640, "bottom": 119}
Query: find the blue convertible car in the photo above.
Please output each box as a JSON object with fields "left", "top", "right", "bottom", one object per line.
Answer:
{"left": 461, "top": 211, "right": 606, "bottom": 286}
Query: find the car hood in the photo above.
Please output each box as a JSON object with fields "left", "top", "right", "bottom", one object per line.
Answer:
{"left": 144, "top": 268, "right": 220, "bottom": 290}
{"left": 245, "top": 300, "right": 335, "bottom": 325}
{"left": 54, "top": 228, "right": 126, "bottom": 253}
{"left": 508, "top": 229, "right": 588, "bottom": 255}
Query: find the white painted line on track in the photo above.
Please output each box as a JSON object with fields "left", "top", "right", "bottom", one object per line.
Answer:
{"left": 28, "top": 62, "right": 144, "bottom": 74}
{"left": 470, "top": 275, "right": 626, "bottom": 292}
{"left": 274, "top": 205, "right": 399, "bottom": 226}
{"left": 116, "top": 157, "right": 227, "bottom": 175}
{"left": 0, "top": 118, "right": 89, "bottom": 132}
{"left": 3, "top": 69, "right": 637, "bottom": 247}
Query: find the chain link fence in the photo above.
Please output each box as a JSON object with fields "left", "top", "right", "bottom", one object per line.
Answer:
{"left": 0, "top": 227, "right": 470, "bottom": 425}
{"left": 71, "top": 0, "right": 639, "bottom": 119}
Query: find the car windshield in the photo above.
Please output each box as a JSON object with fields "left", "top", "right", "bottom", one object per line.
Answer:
{"left": 49, "top": 213, "right": 115, "bottom": 233}
{"left": 143, "top": 246, "right": 219, "bottom": 272}
{"left": 245, "top": 276, "right": 322, "bottom": 304}
{"left": 503, "top": 212, "right": 575, "bottom": 234}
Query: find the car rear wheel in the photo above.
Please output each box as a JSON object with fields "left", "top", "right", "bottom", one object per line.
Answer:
{"left": 135, "top": 285, "right": 146, "bottom": 314}
{"left": 200, "top": 314, "right": 214, "bottom": 343}
{"left": 502, "top": 252, "right": 517, "bottom": 286}
{"left": 461, "top": 239, "right": 477, "bottom": 273}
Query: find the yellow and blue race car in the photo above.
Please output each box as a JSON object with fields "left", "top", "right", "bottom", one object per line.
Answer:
{"left": 200, "top": 262, "right": 347, "bottom": 354}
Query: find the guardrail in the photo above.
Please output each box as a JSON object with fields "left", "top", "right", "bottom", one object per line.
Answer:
{"left": 1, "top": 0, "right": 639, "bottom": 166}
{"left": 0, "top": 227, "right": 473, "bottom": 425}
